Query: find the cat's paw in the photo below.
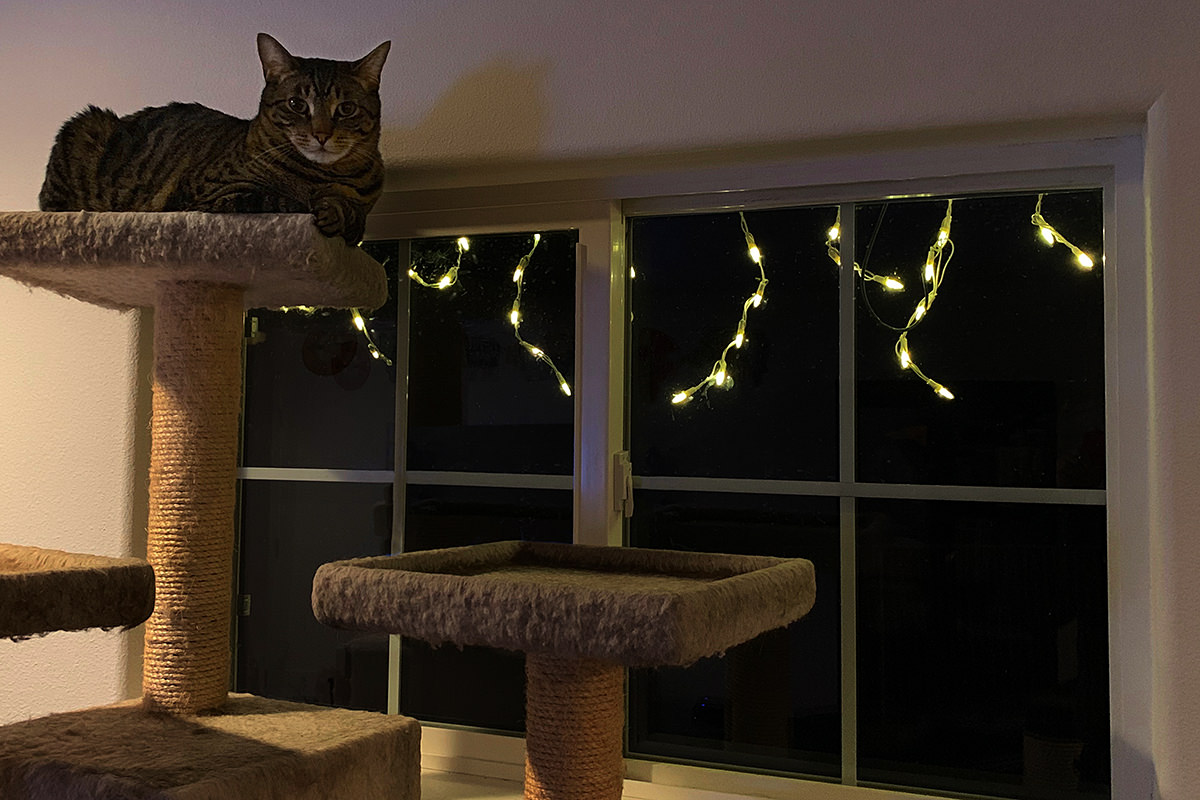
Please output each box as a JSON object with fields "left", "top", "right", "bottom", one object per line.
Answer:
{"left": 312, "top": 197, "right": 348, "bottom": 238}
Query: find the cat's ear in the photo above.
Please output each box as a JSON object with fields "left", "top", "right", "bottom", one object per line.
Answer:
{"left": 257, "top": 33, "right": 298, "bottom": 83}
{"left": 353, "top": 41, "right": 391, "bottom": 89}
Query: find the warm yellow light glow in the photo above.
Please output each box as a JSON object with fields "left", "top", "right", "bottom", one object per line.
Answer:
{"left": 749, "top": 245, "right": 762, "bottom": 264}
{"left": 407, "top": 268, "right": 418, "bottom": 278}
{"left": 457, "top": 237, "right": 470, "bottom": 251}
{"left": 752, "top": 291, "right": 763, "bottom": 308}
{"left": 510, "top": 308, "right": 520, "bottom": 326}
{"left": 437, "top": 274, "right": 452, "bottom": 289}
{"left": 899, "top": 349, "right": 912, "bottom": 369}
{"left": 913, "top": 302, "right": 926, "bottom": 321}
{"left": 513, "top": 267, "right": 523, "bottom": 282}
{"left": 714, "top": 368, "right": 727, "bottom": 386}
{"left": 630, "top": 265, "right": 637, "bottom": 279}
{"left": 560, "top": 382, "right": 571, "bottom": 396}
{"left": 672, "top": 391, "right": 690, "bottom": 405}
{"left": 827, "top": 225, "right": 840, "bottom": 242}
{"left": 924, "top": 262, "right": 935, "bottom": 282}
{"left": 350, "top": 308, "right": 393, "bottom": 366}
{"left": 1040, "top": 226, "right": 1056, "bottom": 245}
{"left": 352, "top": 311, "right": 366, "bottom": 331}
{"left": 1077, "top": 252, "right": 1094, "bottom": 269}
{"left": 884, "top": 277, "right": 905, "bottom": 291}
{"left": 529, "top": 346, "right": 543, "bottom": 357}
{"left": 937, "top": 386, "right": 955, "bottom": 400}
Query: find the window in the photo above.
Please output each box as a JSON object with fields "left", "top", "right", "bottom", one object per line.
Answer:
{"left": 236, "top": 136, "right": 1146, "bottom": 800}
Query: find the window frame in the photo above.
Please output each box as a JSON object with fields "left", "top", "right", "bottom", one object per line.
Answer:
{"left": 354, "top": 131, "right": 1147, "bottom": 800}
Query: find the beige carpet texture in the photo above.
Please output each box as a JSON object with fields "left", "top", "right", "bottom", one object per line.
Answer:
{"left": 0, "top": 544, "right": 154, "bottom": 639}
{"left": 0, "top": 211, "right": 387, "bottom": 310}
{"left": 0, "top": 694, "right": 421, "bottom": 800}
{"left": 313, "top": 540, "right": 817, "bottom": 667}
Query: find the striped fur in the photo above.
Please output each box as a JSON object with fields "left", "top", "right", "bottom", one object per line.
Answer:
{"left": 39, "top": 34, "right": 389, "bottom": 244}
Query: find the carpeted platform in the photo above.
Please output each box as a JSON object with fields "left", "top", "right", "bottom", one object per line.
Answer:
{"left": 313, "top": 539, "right": 816, "bottom": 666}
{"left": 0, "top": 693, "right": 421, "bottom": 800}
{"left": 0, "top": 544, "right": 154, "bottom": 639}
{"left": 0, "top": 210, "right": 387, "bottom": 311}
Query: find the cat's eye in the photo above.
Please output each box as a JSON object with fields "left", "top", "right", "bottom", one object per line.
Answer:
{"left": 335, "top": 101, "right": 359, "bottom": 118}
{"left": 287, "top": 97, "right": 308, "bottom": 115}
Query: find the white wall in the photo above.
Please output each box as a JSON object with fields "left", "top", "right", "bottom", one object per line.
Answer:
{"left": 2, "top": 1, "right": 1198, "bottom": 797}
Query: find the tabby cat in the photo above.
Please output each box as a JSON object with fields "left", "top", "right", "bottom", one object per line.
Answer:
{"left": 39, "top": 33, "right": 390, "bottom": 244}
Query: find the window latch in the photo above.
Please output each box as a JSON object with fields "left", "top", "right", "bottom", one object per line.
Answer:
{"left": 613, "top": 451, "right": 634, "bottom": 518}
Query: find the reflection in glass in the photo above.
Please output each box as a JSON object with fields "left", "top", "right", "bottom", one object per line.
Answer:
{"left": 627, "top": 490, "right": 841, "bottom": 779}
{"left": 855, "top": 192, "right": 1105, "bottom": 489}
{"left": 629, "top": 208, "right": 840, "bottom": 482}
{"left": 236, "top": 480, "right": 393, "bottom": 711}
{"left": 407, "top": 231, "right": 578, "bottom": 474}
{"left": 242, "top": 239, "right": 400, "bottom": 470}
{"left": 856, "top": 499, "right": 1109, "bottom": 798}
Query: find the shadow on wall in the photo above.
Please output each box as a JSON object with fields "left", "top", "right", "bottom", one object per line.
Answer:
{"left": 380, "top": 57, "right": 550, "bottom": 167}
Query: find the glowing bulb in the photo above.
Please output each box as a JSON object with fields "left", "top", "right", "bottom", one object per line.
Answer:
{"left": 937, "top": 386, "right": 955, "bottom": 400}
{"left": 533, "top": 233, "right": 541, "bottom": 244}
{"left": 714, "top": 368, "right": 727, "bottom": 386}
{"left": 884, "top": 277, "right": 905, "bottom": 291}
{"left": 437, "top": 274, "right": 452, "bottom": 289}
{"left": 937, "top": 227, "right": 949, "bottom": 246}
{"left": 735, "top": 320, "right": 746, "bottom": 348}
{"left": 510, "top": 308, "right": 520, "bottom": 326}
{"left": 899, "top": 349, "right": 912, "bottom": 370}
{"left": 827, "top": 225, "right": 840, "bottom": 242}
{"left": 1039, "top": 226, "right": 1056, "bottom": 245}
{"left": 1076, "top": 252, "right": 1094, "bottom": 269}
{"left": 529, "top": 346, "right": 543, "bottom": 357}
{"left": 513, "top": 267, "right": 523, "bottom": 282}
{"left": 352, "top": 312, "right": 366, "bottom": 331}
{"left": 913, "top": 302, "right": 926, "bottom": 321}
{"left": 671, "top": 391, "right": 690, "bottom": 405}
{"left": 369, "top": 347, "right": 381, "bottom": 360}
{"left": 924, "top": 262, "right": 935, "bottom": 282}
{"left": 630, "top": 265, "right": 637, "bottom": 279}
{"left": 752, "top": 291, "right": 763, "bottom": 308}
{"left": 407, "top": 268, "right": 418, "bottom": 278}
{"left": 560, "top": 381, "right": 571, "bottom": 395}
{"left": 749, "top": 245, "right": 762, "bottom": 264}
{"left": 457, "top": 237, "right": 470, "bottom": 251}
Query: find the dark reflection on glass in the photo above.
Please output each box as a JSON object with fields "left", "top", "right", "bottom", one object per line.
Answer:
{"left": 242, "top": 239, "right": 400, "bottom": 470}
{"left": 855, "top": 191, "right": 1105, "bottom": 489}
{"left": 627, "top": 490, "right": 841, "bottom": 779}
{"left": 237, "top": 480, "right": 393, "bottom": 711}
{"left": 856, "top": 499, "right": 1109, "bottom": 798}
{"left": 399, "top": 484, "right": 572, "bottom": 731}
{"left": 629, "top": 208, "right": 840, "bottom": 482}
{"left": 407, "top": 231, "right": 577, "bottom": 474}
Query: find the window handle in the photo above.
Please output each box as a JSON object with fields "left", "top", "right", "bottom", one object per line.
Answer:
{"left": 613, "top": 451, "right": 634, "bottom": 518}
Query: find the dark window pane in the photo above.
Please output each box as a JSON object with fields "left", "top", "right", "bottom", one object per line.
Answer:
{"left": 855, "top": 192, "right": 1105, "bottom": 489}
{"left": 627, "top": 490, "right": 841, "bottom": 779}
{"left": 407, "top": 231, "right": 577, "bottom": 474}
{"left": 857, "top": 499, "right": 1109, "bottom": 798}
{"left": 242, "top": 239, "right": 399, "bottom": 470}
{"left": 236, "top": 480, "right": 393, "bottom": 711}
{"left": 629, "top": 208, "right": 840, "bottom": 481}
{"left": 399, "top": 484, "right": 572, "bottom": 731}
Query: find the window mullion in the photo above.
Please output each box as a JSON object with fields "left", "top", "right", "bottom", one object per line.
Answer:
{"left": 838, "top": 201, "right": 859, "bottom": 786}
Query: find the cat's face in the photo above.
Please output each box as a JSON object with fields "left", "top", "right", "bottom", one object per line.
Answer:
{"left": 256, "top": 34, "right": 389, "bottom": 166}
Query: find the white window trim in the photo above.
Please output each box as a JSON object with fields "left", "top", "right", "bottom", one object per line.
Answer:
{"left": 359, "top": 129, "right": 1147, "bottom": 800}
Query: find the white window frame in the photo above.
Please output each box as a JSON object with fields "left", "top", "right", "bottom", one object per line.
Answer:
{"left": 351, "top": 130, "right": 1149, "bottom": 800}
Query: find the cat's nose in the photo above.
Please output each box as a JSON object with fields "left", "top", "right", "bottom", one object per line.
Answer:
{"left": 314, "top": 133, "right": 331, "bottom": 146}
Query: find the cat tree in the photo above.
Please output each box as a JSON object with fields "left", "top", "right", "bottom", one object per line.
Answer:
{"left": 314, "top": 539, "right": 817, "bottom": 800}
{"left": 0, "top": 210, "right": 419, "bottom": 800}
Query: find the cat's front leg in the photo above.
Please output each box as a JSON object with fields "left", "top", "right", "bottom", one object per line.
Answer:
{"left": 312, "top": 194, "right": 365, "bottom": 244}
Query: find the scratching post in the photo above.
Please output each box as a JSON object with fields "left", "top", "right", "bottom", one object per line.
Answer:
{"left": 144, "top": 281, "right": 244, "bottom": 713}
{"left": 0, "top": 211, "right": 422, "bottom": 799}
{"left": 525, "top": 655, "right": 625, "bottom": 800}
{"left": 314, "top": 539, "right": 818, "bottom": 800}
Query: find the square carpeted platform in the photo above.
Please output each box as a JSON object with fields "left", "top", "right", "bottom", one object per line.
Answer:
{"left": 0, "top": 693, "right": 420, "bottom": 800}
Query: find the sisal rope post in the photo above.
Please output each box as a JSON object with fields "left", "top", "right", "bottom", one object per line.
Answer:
{"left": 142, "top": 281, "right": 243, "bottom": 714}
{"left": 524, "top": 654, "right": 626, "bottom": 800}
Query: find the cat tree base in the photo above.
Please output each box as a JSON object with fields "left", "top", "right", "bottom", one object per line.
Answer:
{"left": 0, "top": 694, "right": 421, "bottom": 800}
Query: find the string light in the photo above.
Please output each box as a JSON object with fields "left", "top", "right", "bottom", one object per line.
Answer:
{"left": 509, "top": 234, "right": 572, "bottom": 396}
{"left": 409, "top": 236, "right": 471, "bottom": 289}
{"left": 670, "top": 212, "right": 768, "bottom": 405}
{"left": 826, "top": 207, "right": 905, "bottom": 291}
{"left": 1031, "top": 193, "right": 1096, "bottom": 270}
{"left": 351, "top": 307, "right": 394, "bottom": 366}
{"left": 895, "top": 199, "right": 955, "bottom": 400}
